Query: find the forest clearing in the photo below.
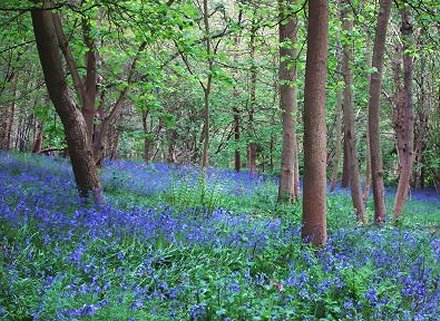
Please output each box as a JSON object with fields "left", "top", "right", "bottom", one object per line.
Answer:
{"left": 1, "top": 0, "right": 440, "bottom": 320}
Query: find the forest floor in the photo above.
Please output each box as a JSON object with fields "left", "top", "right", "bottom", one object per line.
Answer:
{"left": 0, "top": 152, "right": 439, "bottom": 321}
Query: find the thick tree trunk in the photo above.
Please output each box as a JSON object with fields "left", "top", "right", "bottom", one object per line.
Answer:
{"left": 341, "top": 0, "right": 366, "bottom": 223}
{"left": 302, "top": 0, "right": 328, "bottom": 246}
{"left": 278, "top": 0, "right": 299, "bottom": 203}
{"left": 82, "top": 18, "right": 98, "bottom": 140}
{"left": 31, "top": 7, "right": 103, "bottom": 202}
{"left": 393, "top": 10, "right": 414, "bottom": 218}
{"left": 368, "top": 0, "right": 392, "bottom": 224}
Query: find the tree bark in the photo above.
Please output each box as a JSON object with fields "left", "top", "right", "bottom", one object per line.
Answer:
{"left": 341, "top": 0, "right": 366, "bottom": 223}
{"left": 248, "top": 8, "right": 258, "bottom": 175}
{"left": 329, "top": 50, "right": 344, "bottom": 192}
{"left": 278, "top": 0, "right": 299, "bottom": 203}
{"left": 142, "top": 109, "right": 152, "bottom": 162}
{"left": 363, "top": 48, "right": 373, "bottom": 200}
{"left": 341, "top": 139, "right": 351, "bottom": 187}
{"left": 200, "top": 0, "right": 212, "bottom": 169}
{"left": 81, "top": 17, "right": 98, "bottom": 140}
{"left": 393, "top": 9, "right": 414, "bottom": 219}
{"left": 232, "top": 8, "right": 243, "bottom": 173}
{"left": 233, "top": 106, "right": 241, "bottom": 171}
{"left": 32, "top": 121, "right": 43, "bottom": 153}
{"left": 368, "top": 0, "right": 392, "bottom": 224}
{"left": 31, "top": 7, "right": 103, "bottom": 202}
{"left": 0, "top": 79, "right": 16, "bottom": 151}
{"left": 302, "top": 0, "right": 328, "bottom": 246}
{"left": 413, "top": 55, "right": 429, "bottom": 190}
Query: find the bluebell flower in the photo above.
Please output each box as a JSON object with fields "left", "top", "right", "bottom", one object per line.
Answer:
{"left": 130, "top": 300, "right": 144, "bottom": 310}
{"left": 365, "top": 288, "right": 378, "bottom": 307}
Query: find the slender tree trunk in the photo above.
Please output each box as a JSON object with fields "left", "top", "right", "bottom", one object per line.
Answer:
{"left": 302, "top": 0, "right": 328, "bottom": 246}
{"left": 341, "top": 140, "right": 351, "bottom": 187}
{"left": 329, "top": 93, "right": 343, "bottom": 192}
{"left": 0, "top": 106, "right": 12, "bottom": 151}
{"left": 368, "top": 0, "right": 392, "bottom": 224}
{"left": 363, "top": 130, "right": 372, "bottom": 200}
{"left": 0, "top": 81, "right": 16, "bottom": 151}
{"left": 92, "top": 92, "right": 105, "bottom": 166}
{"left": 413, "top": 51, "right": 429, "bottom": 190}
{"left": 201, "top": 86, "right": 211, "bottom": 168}
{"left": 329, "top": 50, "right": 344, "bottom": 192}
{"left": 341, "top": 0, "right": 366, "bottom": 223}
{"left": 142, "top": 109, "right": 152, "bottom": 163}
{"left": 31, "top": 7, "right": 103, "bottom": 202}
{"left": 232, "top": 9, "right": 243, "bottom": 173}
{"left": 110, "top": 129, "right": 119, "bottom": 160}
{"left": 394, "top": 9, "right": 414, "bottom": 218}
{"left": 32, "top": 121, "right": 43, "bottom": 153}
{"left": 248, "top": 141, "right": 257, "bottom": 174}
{"left": 248, "top": 11, "right": 258, "bottom": 175}
{"left": 363, "top": 48, "right": 373, "bottom": 200}
{"left": 270, "top": 134, "right": 275, "bottom": 172}
{"left": 233, "top": 106, "right": 241, "bottom": 171}
{"left": 200, "top": 0, "right": 212, "bottom": 169}
{"left": 278, "top": 0, "right": 299, "bottom": 203}
{"left": 0, "top": 107, "right": 10, "bottom": 150}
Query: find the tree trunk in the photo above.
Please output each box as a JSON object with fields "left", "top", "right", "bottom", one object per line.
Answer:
{"left": 329, "top": 50, "right": 344, "bottom": 192}
{"left": 0, "top": 81, "right": 16, "bottom": 151}
{"left": 232, "top": 9, "right": 243, "bottom": 173}
{"left": 142, "top": 109, "right": 152, "bottom": 163}
{"left": 31, "top": 7, "right": 103, "bottom": 202}
{"left": 393, "top": 9, "right": 414, "bottom": 219}
{"left": 52, "top": 13, "right": 96, "bottom": 140}
{"left": 363, "top": 130, "right": 372, "bottom": 200}
{"left": 367, "top": 0, "right": 392, "bottom": 224}
{"left": 92, "top": 92, "right": 106, "bottom": 166}
{"left": 302, "top": 0, "right": 328, "bottom": 246}
{"left": 108, "top": 128, "right": 119, "bottom": 161}
{"left": 233, "top": 106, "right": 241, "bottom": 172}
{"left": 412, "top": 36, "right": 429, "bottom": 191}
{"left": 341, "top": 0, "right": 366, "bottom": 223}
{"left": 0, "top": 106, "right": 12, "bottom": 151}
{"left": 341, "top": 139, "right": 350, "bottom": 187}
{"left": 201, "top": 87, "right": 210, "bottom": 168}
{"left": 248, "top": 10, "right": 258, "bottom": 175}
{"left": 81, "top": 18, "right": 98, "bottom": 140}
{"left": 278, "top": 0, "right": 299, "bottom": 203}
{"left": 200, "top": 0, "right": 212, "bottom": 169}
{"left": 32, "top": 121, "right": 43, "bottom": 153}
{"left": 363, "top": 48, "right": 373, "bottom": 200}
